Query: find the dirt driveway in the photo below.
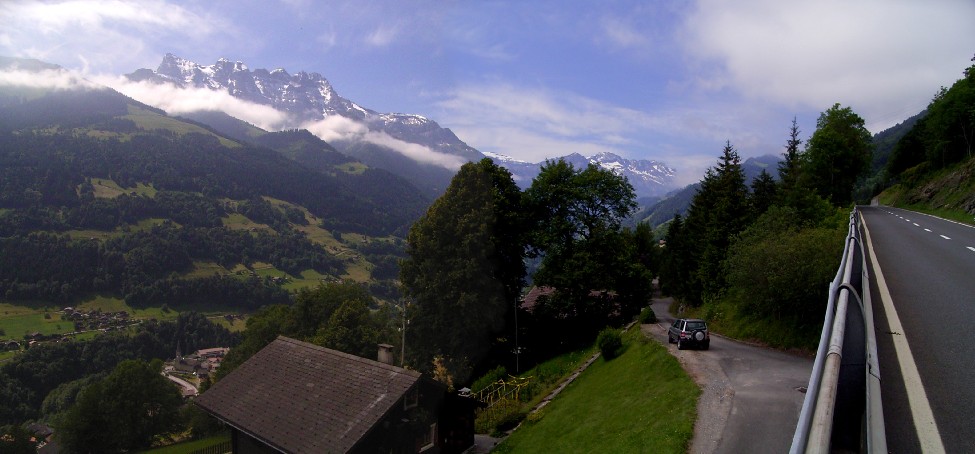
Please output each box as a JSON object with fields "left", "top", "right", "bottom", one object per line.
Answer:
{"left": 643, "top": 298, "right": 813, "bottom": 454}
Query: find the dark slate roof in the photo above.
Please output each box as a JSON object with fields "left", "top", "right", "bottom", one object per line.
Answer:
{"left": 195, "top": 336, "right": 423, "bottom": 453}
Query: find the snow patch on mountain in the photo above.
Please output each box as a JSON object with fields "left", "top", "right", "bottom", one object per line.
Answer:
{"left": 122, "top": 54, "right": 679, "bottom": 196}
{"left": 486, "top": 151, "right": 677, "bottom": 198}
{"left": 126, "top": 54, "right": 481, "bottom": 172}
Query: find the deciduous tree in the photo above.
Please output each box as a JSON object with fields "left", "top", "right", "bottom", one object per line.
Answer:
{"left": 400, "top": 159, "right": 526, "bottom": 383}
{"left": 57, "top": 359, "right": 184, "bottom": 453}
{"left": 804, "top": 104, "right": 873, "bottom": 206}
{"left": 524, "top": 159, "right": 642, "bottom": 331}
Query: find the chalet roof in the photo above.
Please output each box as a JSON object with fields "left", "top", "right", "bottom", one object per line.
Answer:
{"left": 194, "top": 336, "right": 423, "bottom": 454}
{"left": 521, "top": 286, "right": 556, "bottom": 312}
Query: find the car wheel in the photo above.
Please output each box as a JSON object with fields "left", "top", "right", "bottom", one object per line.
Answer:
{"left": 702, "top": 341, "right": 710, "bottom": 351}
{"left": 677, "top": 338, "right": 684, "bottom": 350}
{"left": 668, "top": 333, "right": 675, "bottom": 344}
{"left": 693, "top": 330, "right": 705, "bottom": 342}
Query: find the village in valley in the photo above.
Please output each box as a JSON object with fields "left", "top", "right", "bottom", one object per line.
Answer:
{"left": 164, "top": 347, "right": 231, "bottom": 398}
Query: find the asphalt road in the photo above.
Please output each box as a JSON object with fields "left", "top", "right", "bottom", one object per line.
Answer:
{"left": 644, "top": 298, "right": 811, "bottom": 454}
{"left": 860, "top": 205, "right": 975, "bottom": 453}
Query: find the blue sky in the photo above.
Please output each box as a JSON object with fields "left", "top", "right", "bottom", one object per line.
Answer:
{"left": 2, "top": 0, "right": 974, "bottom": 184}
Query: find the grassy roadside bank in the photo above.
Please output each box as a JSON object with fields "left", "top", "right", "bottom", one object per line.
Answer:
{"left": 493, "top": 325, "right": 698, "bottom": 453}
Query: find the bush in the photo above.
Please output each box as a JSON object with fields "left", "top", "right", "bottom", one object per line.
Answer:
{"left": 638, "top": 306, "right": 657, "bottom": 324}
{"left": 597, "top": 327, "right": 622, "bottom": 360}
{"left": 494, "top": 410, "right": 526, "bottom": 435}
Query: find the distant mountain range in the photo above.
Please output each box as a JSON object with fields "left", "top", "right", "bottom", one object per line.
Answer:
{"left": 485, "top": 151, "right": 676, "bottom": 197}
{"left": 127, "top": 55, "right": 680, "bottom": 198}
{"left": 633, "top": 154, "right": 782, "bottom": 227}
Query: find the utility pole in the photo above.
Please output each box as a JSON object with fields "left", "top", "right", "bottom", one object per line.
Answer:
{"left": 400, "top": 299, "right": 409, "bottom": 367}
{"left": 514, "top": 298, "right": 521, "bottom": 373}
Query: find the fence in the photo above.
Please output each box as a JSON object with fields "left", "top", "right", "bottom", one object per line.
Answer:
{"left": 473, "top": 375, "right": 533, "bottom": 422}
{"left": 790, "top": 208, "right": 885, "bottom": 453}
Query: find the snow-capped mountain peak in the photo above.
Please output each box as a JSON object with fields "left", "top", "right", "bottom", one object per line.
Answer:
{"left": 124, "top": 55, "right": 678, "bottom": 198}
{"left": 482, "top": 151, "right": 531, "bottom": 165}
{"left": 484, "top": 151, "right": 676, "bottom": 197}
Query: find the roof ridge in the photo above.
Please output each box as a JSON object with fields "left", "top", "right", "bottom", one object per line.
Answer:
{"left": 275, "top": 336, "right": 421, "bottom": 377}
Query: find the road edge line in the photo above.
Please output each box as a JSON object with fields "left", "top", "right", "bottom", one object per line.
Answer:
{"left": 862, "top": 214, "right": 946, "bottom": 453}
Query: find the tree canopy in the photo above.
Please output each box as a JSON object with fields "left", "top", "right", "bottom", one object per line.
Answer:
{"left": 678, "top": 142, "right": 751, "bottom": 304}
{"left": 886, "top": 57, "right": 975, "bottom": 178}
{"left": 400, "top": 156, "right": 653, "bottom": 379}
{"left": 400, "top": 159, "right": 525, "bottom": 383}
{"left": 804, "top": 103, "right": 873, "bottom": 206}
{"left": 215, "top": 281, "right": 394, "bottom": 381}
{"left": 56, "top": 359, "right": 185, "bottom": 453}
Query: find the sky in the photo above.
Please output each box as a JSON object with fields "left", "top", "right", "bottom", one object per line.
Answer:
{"left": 2, "top": 0, "right": 974, "bottom": 185}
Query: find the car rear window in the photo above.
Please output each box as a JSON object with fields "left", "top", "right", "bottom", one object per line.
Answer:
{"left": 686, "top": 321, "right": 706, "bottom": 330}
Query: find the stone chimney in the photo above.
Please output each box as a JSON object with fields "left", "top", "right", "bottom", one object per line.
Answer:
{"left": 377, "top": 343, "right": 394, "bottom": 365}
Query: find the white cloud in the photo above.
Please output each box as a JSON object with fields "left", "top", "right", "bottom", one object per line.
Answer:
{"left": 365, "top": 24, "right": 400, "bottom": 47}
{"left": 438, "top": 82, "right": 737, "bottom": 156}
{"left": 93, "top": 76, "right": 291, "bottom": 131}
{"left": 434, "top": 79, "right": 801, "bottom": 186}
{"left": 681, "top": 0, "right": 975, "bottom": 132}
{"left": 11, "top": 0, "right": 210, "bottom": 34}
{"left": 302, "top": 117, "right": 467, "bottom": 170}
{"left": 317, "top": 31, "right": 338, "bottom": 50}
{"left": 0, "top": 67, "right": 99, "bottom": 90}
{"left": 599, "top": 16, "right": 652, "bottom": 49}
{"left": 0, "top": 0, "right": 226, "bottom": 73}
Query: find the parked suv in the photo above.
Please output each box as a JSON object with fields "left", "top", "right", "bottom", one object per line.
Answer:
{"left": 668, "top": 318, "right": 709, "bottom": 350}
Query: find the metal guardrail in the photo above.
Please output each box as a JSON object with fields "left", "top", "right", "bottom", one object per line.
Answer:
{"left": 791, "top": 208, "right": 886, "bottom": 453}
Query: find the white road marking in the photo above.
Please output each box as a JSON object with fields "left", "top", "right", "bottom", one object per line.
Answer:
{"left": 924, "top": 229, "right": 932, "bottom": 232}
{"left": 862, "top": 217, "right": 946, "bottom": 453}
{"left": 968, "top": 247, "right": 975, "bottom": 253}
{"left": 940, "top": 235, "right": 951, "bottom": 240}
{"left": 913, "top": 223, "right": 920, "bottom": 227}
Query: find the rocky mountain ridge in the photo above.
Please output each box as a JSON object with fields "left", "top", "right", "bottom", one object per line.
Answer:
{"left": 126, "top": 54, "right": 679, "bottom": 197}
{"left": 486, "top": 150, "right": 676, "bottom": 197}
{"left": 127, "top": 54, "right": 482, "bottom": 161}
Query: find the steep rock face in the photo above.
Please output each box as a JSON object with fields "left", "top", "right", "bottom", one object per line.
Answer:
{"left": 128, "top": 54, "right": 482, "bottom": 162}
{"left": 127, "top": 54, "right": 679, "bottom": 197}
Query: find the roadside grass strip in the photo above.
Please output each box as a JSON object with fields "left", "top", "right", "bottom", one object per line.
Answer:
{"left": 495, "top": 327, "right": 698, "bottom": 453}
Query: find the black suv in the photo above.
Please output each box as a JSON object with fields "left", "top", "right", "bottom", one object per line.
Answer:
{"left": 668, "top": 318, "right": 710, "bottom": 350}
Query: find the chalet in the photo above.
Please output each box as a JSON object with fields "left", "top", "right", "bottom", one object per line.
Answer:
{"left": 194, "top": 337, "right": 477, "bottom": 454}
{"left": 520, "top": 286, "right": 556, "bottom": 313}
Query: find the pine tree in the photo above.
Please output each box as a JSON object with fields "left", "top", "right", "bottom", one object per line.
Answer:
{"left": 681, "top": 142, "right": 750, "bottom": 304}
{"left": 750, "top": 169, "right": 777, "bottom": 217}
{"left": 778, "top": 117, "right": 803, "bottom": 193}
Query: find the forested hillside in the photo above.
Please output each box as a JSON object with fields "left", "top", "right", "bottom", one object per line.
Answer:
{"left": 0, "top": 60, "right": 430, "bottom": 448}
{"left": 0, "top": 62, "right": 427, "bottom": 312}
{"left": 876, "top": 57, "right": 975, "bottom": 216}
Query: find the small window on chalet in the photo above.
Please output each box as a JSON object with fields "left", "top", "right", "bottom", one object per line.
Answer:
{"left": 404, "top": 386, "right": 419, "bottom": 410}
{"left": 420, "top": 422, "right": 437, "bottom": 451}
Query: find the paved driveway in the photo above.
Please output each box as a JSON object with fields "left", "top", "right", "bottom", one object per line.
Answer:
{"left": 643, "top": 298, "right": 813, "bottom": 454}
